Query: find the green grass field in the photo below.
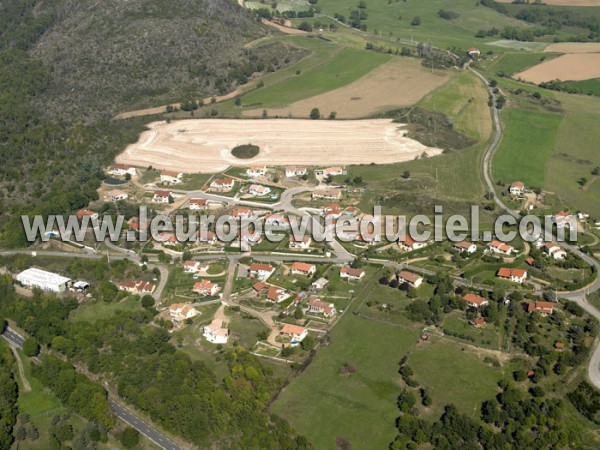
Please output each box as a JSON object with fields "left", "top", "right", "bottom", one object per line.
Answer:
{"left": 493, "top": 107, "right": 563, "bottom": 189}
{"left": 482, "top": 52, "right": 559, "bottom": 77}
{"left": 564, "top": 78, "right": 600, "bottom": 97}
{"left": 238, "top": 45, "right": 390, "bottom": 109}
{"left": 70, "top": 297, "right": 144, "bottom": 322}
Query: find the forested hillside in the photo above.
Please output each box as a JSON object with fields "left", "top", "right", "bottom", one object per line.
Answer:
{"left": 0, "top": 0, "right": 299, "bottom": 246}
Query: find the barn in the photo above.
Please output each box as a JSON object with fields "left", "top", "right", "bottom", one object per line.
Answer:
{"left": 16, "top": 268, "right": 71, "bottom": 293}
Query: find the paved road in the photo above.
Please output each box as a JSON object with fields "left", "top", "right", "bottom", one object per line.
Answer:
{"left": 1, "top": 327, "right": 182, "bottom": 450}
{"left": 470, "top": 65, "right": 600, "bottom": 390}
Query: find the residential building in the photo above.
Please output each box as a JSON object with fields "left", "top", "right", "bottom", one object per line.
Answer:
{"left": 169, "top": 303, "right": 199, "bottom": 323}
{"left": 183, "top": 261, "right": 209, "bottom": 274}
{"left": 76, "top": 209, "right": 98, "bottom": 220}
{"left": 246, "top": 165, "right": 267, "bottom": 177}
{"left": 280, "top": 324, "right": 308, "bottom": 343}
{"left": 160, "top": 171, "right": 183, "bottom": 184}
{"left": 398, "top": 235, "right": 428, "bottom": 252}
{"left": 203, "top": 319, "right": 229, "bottom": 344}
{"left": 289, "top": 235, "right": 312, "bottom": 249}
{"left": 322, "top": 203, "right": 342, "bottom": 218}
{"left": 248, "top": 263, "right": 275, "bottom": 280}
{"left": 285, "top": 167, "right": 307, "bottom": 177}
{"left": 509, "top": 181, "right": 525, "bottom": 195}
{"left": 16, "top": 268, "right": 71, "bottom": 293}
{"left": 497, "top": 268, "right": 527, "bottom": 283}
{"left": 152, "top": 190, "right": 172, "bottom": 203}
{"left": 488, "top": 240, "right": 514, "bottom": 255}
{"left": 265, "top": 213, "right": 289, "bottom": 227}
{"left": 193, "top": 280, "right": 220, "bottom": 296}
{"left": 312, "top": 189, "right": 342, "bottom": 200}
{"left": 109, "top": 189, "right": 128, "bottom": 202}
{"left": 311, "top": 277, "right": 329, "bottom": 290}
{"left": 467, "top": 47, "right": 481, "bottom": 57}
{"left": 117, "top": 279, "right": 156, "bottom": 295}
{"left": 109, "top": 164, "right": 137, "bottom": 176}
{"left": 267, "top": 286, "right": 289, "bottom": 303}
{"left": 469, "top": 317, "right": 486, "bottom": 328}
{"left": 463, "top": 293, "right": 489, "bottom": 308}
{"left": 551, "top": 211, "right": 575, "bottom": 229}
{"left": 210, "top": 178, "right": 235, "bottom": 192}
{"left": 231, "top": 208, "right": 254, "bottom": 219}
{"left": 308, "top": 298, "right": 336, "bottom": 318}
{"left": 527, "top": 301, "right": 554, "bottom": 316}
{"left": 453, "top": 241, "right": 477, "bottom": 254}
{"left": 398, "top": 270, "right": 423, "bottom": 288}
{"left": 291, "top": 262, "right": 316, "bottom": 276}
{"left": 340, "top": 267, "right": 365, "bottom": 281}
{"left": 188, "top": 198, "right": 208, "bottom": 210}
{"left": 542, "top": 241, "right": 567, "bottom": 260}
{"left": 252, "top": 281, "right": 269, "bottom": 293}
{"left": 321, "top": 166, "right": 344, "bottom": 177}
{"left": 155, "top": 232, "right": 178, "bottom": 245}
{"left": 197, "top": 230, "right": 218, "bottom": 244}
{"left": 248, "top": 184, "right": 271, "bottom": 196}
{"left": 239, "top": 230, "right": 262, "bottom": 245}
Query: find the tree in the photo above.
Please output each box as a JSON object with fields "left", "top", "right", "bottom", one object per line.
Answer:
{"left": 411, "top": 16, "right": 421, "bottom": 26}
{"left": 234, "top": 97, "right": 241, "bottom": 106}
{"left": 301, "top": 335, "right": 315, "bottom": 351}
{"left": 401, "top": 170, "right": 410, "bottom": 179}
{"left": 23, "top": 338, "right": 40, "bottom": 357}
{"left": 119, "top": 427, "right": 140, "bottom": 449}
{"left": 298, "top": 21, "right": 313, "bottom": 32}
{"left": 141, "top": 295, "right": 155, "bottom": 309}
{"left": 294, "top": 307, "right": 304, "bottom": 319}
{"left": 310, "top": 108, "right": 320, "bottom": 120}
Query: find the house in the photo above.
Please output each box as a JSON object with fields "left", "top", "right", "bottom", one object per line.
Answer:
{"left": 312, "top": 189, "right": 342, "bottom": 200}
{"left": 188, "top": 198, "right": 208, "bottom": 210}
{"left": 16, "top": 268, "right": 71, "bottom": 293}
{"left": 246, "top": 165, "right": 267, "bottom": 177}
{"left": 210, "top": 178, "right": 235, "bottom": 192}
{"left": 152, "top": 190, "right": 172, "bottom": 203}
{"left": 552, "top": 211, "right": 574, "bottom": 229}
{"left": 109, "top": 164, "right": 137, "bottom": 176}
{"left": 289, "top": 235, "right": 312, "bottom": 249}
{"left": 117, "top": 279, "right": 156, "bottom": 295}
{"left": 527, "top": 301, "right": 554, "bottom": 316}
{"left": 467, "top": 47, "right": 481, "bottom": 57}
{"left": 128, "top": 217, "right": 148, "bottom": 232}
{"left": 542, "top": 241, "right": 567, "bottom": 260}
{"left": 453, "top": 241, "right": 477, "bottom": 254}
{"left": 291, "top": 262, "right": 316, "bottom": 276}
{"left": 248, "top": 184, "right": 271, "bottom": 197}
{"left": 398, "top": 270, "right": 423, "bottom": 288}
{"left": 340, "top": 267, "right": 365, "bottom": 281}
{"left": 488, "top": 240, "right": 514, "bottom": 255}
{"left": 232, "top": 208, "right": 254, "bottom": 219}
{"left": 203, "top": 319, "right": 229, "bottom": 344}
{"left": 76, "top": 209, "right": 98, "bottom": 220}
{"left": 264, "top": 213, "right": 289, "bottom": 227}
{"left": 197, "top": 230, "right": 218, "bottom": 244}
{"left": 322, "top": 203, "right": 342, "bottom": 218}
{"left": 109, "top": 189, "right": 128, "bottom": 202}
{"left": 509, "top": 181, "right": 525, "bottom": 195}
{"left": 280, "top": 324, "right": 308, "bottom": 343}
{"left": 311, "top": 277, "right": 329, "bottom": 290}
{"left": 398, "top": 235, "right": 428, "bottom": 252}
{"left": 155, "top": 232, "right": 178, "bottom": 245}
{"left": 463, "top": 293, "right": 489, "bottom": 308}
{"left": 525, "top": 257, "right": 535, "bottom": 266}
{"left": 321, "top": 166, "right": 344, "bottom": 177}
{"left": 267, "top": 286, "right": 290, "bottom": 303}
{"left": 308, "top": 298, "right": 336, "bottom": 318}
{"left": 160, "top": 171, "right": 183, "bottom": 184}
{"left": 497, "top": 268, "right": 527, "bottom": 283}
{"left": 248, "top": 263, "right": 275, "bottom": 280}
{"left": 169, "top": 303, "right": 199, "bottom": 323}
{"left": 183, "top": 261, "right": 209, "bottom": 274}
{"left": 469, "top": 317, "right": 486, "bottom": 328}
{"left": 252, "top": 281, "right": 269, "bottom": 294}
{"left": 239, "top": 230, "right": 262, "bottom": 245}
{"left": 343, "top": 206, "right": 359, "bottom": 217}
{"left": 285, "top": 167, "right": 307, "bottom": 177}
{"left": 193, "top": 280, "right": 220, "bottom": 296}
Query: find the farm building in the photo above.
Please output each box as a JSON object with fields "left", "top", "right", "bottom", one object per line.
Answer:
{"left": 16, "top": 268, "right": 71, "bottom": 293}
{"left": 509, "top": 181, "right": 525, "bottom": 195}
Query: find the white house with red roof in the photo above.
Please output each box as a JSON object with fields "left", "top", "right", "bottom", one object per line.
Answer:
{"left": 463, "top": 293, "right": 489, "bottom": 308}
{"left": 509, "top": 181, "right": 525, "bottom": 195}
{"left": 169, "top": 303, "right": 199, "bottom": 323}
{"left": 188, "top": 198, "right": 208, "bottom": 210}
{"left": 210, "top": 178, "right": 235, "bottom": 192}
{"left": 398, "top": 270, "right": 423, "bottom": 287}
{"left": 542, "top": 242, "right": 567, "bottom": 260}
{"left": 551, "top": 211, "right": 575, "bottom": 229}
{"left": 467, "top": 47, "right": 480, "bottom": 57}
{"left": 267, "top": 286, "right": 290, "bottom": 303}
{"left": 160, "top": 171, "right": 183, "bottom": 185}
{"left": 264, "top": 213, "right": 289, "bottom": 227}
{"left": 291, "top": 262, "right": 316, "bottom": 276}
{"left": 109, "top": 164, "right": 137, "bottom": 176}
{"left": 197, "top": 230, "right": 218, "bottom": 244}
{"left": 76, "top": 209, "right": 98, "bottom": 220}
{"left": 497, "top": 268, "right": 527, "bottom": 283}
{"left": 248, "top": 263, "right": 275, "bottom": 280}
{"left": 285, "top": 167, "right": 307, "bottom": 177}
{"left": 232, "top": 208, "right": 254, "bottom": 219}
{"left": 193, "top": 280, "right": 220, "bottom": 296}
{"left": 527, "top": 301, "right": 554, "bottom": 316}
{"left": 340, "top": 267, "right": 365, "bottom": 281}
{"left": 453, "top": 241, "right": 477, "bottom": 254}
{"left": 289, "top": 235, "right": 312, "bottom": 249}
{"left": 280, "top": 324, "right": 308, "bottom": 344}
{"left": 308, "top": 298, "right": 336, "bottom": 318}
{"left": 322, "top": 203, "right": 342, "bottom": 218}
{"left": 246, "top": 165, "right": 267, "bottom": 177}
{"left": 321, "top": 166, "right": 344, "bottom": 177}
{"left": 109, "top": 189, "right": 128, "bottom": 202}
{"left": 203, "top": 319, "right": 229, "bottom": 344}
{"left": 183, "top": 261, "right": 209, "bottom": 274}
{"left": 398, "top": 235, "right": 428, "bottom": 252}
{"left": 248, "top": 184, "right": 271, "bottom": 197}
{"left": 488, "top": 240, "right": 514, "bottom": 255}
{"left": 152, "top": 190, "right": 172, "bottom": 203}
{"left": 117, "top": 279, "right": 156, "bottom": 295}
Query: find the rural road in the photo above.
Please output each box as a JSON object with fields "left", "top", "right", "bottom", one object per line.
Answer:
{"left": 1, "top": 326, "right": 182, "bottom": 450}
{"left": 470, "top": 65, "right": 600, "bottom": 390}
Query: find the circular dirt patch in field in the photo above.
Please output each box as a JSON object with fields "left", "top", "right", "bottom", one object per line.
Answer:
{"left": 231, "top": 144, "right": 260, "bottom": 159}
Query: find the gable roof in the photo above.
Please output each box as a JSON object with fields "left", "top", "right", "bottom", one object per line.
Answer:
{"left": 497, "top": 268, "right": 527, "bottom": 278}
{"left": 291, "top": 262, "right": 315, "bottom": 273}
{"left": 398, "top": 270, "right": 422, "bottom": 284}
{"left": 463, "top": 293, "right": 488, "bottom": 306}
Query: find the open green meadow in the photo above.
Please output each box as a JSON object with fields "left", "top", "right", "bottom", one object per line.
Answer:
{"left": 481, "top": 52, "right": 559, "bottom": 77}
{"left": 70, "top": 297, "right": 144, "bottom": 322}
{"left": 564, "top": 78, "right": 600, "bottom": 97}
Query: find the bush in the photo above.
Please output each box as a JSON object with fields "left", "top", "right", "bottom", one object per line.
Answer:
{"left": 119, "top": 427, "right": 140, "bottom": 448}
{"left": 231, "top": 144, "right": 260, "bottom": 159}
{"left": 309, "top": 108, "right": 320, "bottom": 119}
{"left": 23, "top": 338, "right": 40, "bottom": 357}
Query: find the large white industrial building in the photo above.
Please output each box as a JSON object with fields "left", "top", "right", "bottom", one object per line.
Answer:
{"left": 16, "top": 268, "right": 71, "bottom": 293}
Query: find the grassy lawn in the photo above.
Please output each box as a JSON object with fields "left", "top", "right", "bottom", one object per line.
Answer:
{"left": 482, "top": 52, "right": 560, "bottom": 77}
{"left": 70, "top": 297, "right": 144, "bottom": 322}
{"left": 564, "top": 78, "right": 600, "bottom": 97}
{"left": 238, "top": 46, "right": 390, "bottom": 109}
{"left": 408, "top": 339, "right": 503, "bottom": 419}
{"left": 169, "top": 173, "right": 213, "bottom": 190}
{"left": 493, "top": 107, "right": 563, "bottom": 190}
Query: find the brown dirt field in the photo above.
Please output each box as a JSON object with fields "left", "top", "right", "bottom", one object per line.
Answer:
{"left": 260, "top": 18, "right": 308, "bottom": 35}
{"left": 115, "top": 118, "right": 442, "bottom": 173}
{"left": 543, "top": 42, "right": 600, "bottom": 54}
{"left": 515, "top": 53, "right": 600, "bottom": 83}
{"left": 496, "top": 0, "right": 600, "bottom": 5}
{"left": 243, "top": 58, "right": 450, "bottom": 119}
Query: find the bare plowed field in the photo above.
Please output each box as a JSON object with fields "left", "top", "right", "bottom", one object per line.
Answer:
{"left": 115, "top": 119, "right": 442, "bottom": 173}
{"left": 515, "top": 53, "right": 600, "bottom": 83}
{"left": 244, "top": 58, "right": 450, "bottom": 119}
{"left": 544, "top": 43, "right": 600, "bottom": 54}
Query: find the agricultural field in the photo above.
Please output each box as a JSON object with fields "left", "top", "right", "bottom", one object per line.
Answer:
{"left": 515, "top": 53, "right": 600, "bottom": 83}
{"left": 481, "top": 52, "right": 560, "bottom": 77}
{"left": 496, "top": 0, "right": 600, "bottom": 5}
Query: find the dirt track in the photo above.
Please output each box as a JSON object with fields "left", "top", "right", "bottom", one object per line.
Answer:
{"left": 515, "top": 53, "right": 600, "bottom": 83}
{"left": 243, "top": 58, "right": 450, "bottom": 119}
{"left": 115, "top": 118, "right": 442, "bottom": 173}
